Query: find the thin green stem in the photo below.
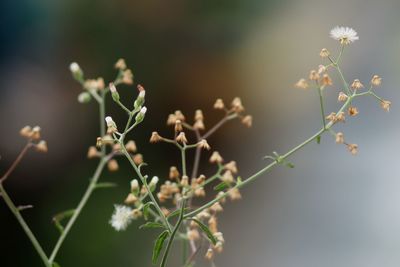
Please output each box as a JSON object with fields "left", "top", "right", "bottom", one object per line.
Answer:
{"left": 49, "top": 157, "right": 108, "bottom": 263}
{"left": 120, "top": 146, "right": 172, "bottom": 232}
{"left": 181, "top": 148, "right": 187, "bottom": 176}
{"left": 160, "top": 198, "right": 186, "bottom": 267}
{"left": 49, "top": 90, "right": 108, "bottom": 263}
{"left": 316, "top": 86, "right": 326, "bottom": 129}
{"left": 0, "top": 183, "right": 51, "bottom": 267}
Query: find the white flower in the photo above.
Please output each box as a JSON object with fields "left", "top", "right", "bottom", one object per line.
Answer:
{"left": 130, "top": 179, "right": 139, "bottom": 191}
{"left": 105, "top": 116, "right": 114, "bottom": 127}
{"left": 150, "top": 176, "right": 159, "bottom": 186}
{"left": 139, "top": 90, "right": 145, "bottom": 98}
{"left": 140, "top": 106, "right": 147, "bottom": 114}
{"left": 109, "top": 83, "right": 117, "bottom": 93}
{"left": 330, "top": 26, "right": 359, "bottom": 44}
{"left": 69, "top": 62, "right": 81, "bottom": 73}
{"left": 109, "top": 205, "right": 133, "bottom": 231}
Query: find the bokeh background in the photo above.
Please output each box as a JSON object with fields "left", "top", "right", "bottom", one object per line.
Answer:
{"left": 1, "top": 0, "right": 399, "bottom": 266}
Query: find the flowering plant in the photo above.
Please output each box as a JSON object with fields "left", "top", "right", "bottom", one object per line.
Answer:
{"left": 0, "top": 27, "right": 390, "bottom": 267}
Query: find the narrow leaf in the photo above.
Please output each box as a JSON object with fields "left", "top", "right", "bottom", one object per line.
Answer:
{"left": 152, "top": 230, "right": 169, "bottom": 264}
{"left": 316, "top": 135, "right": 321, "bottom": 144}
{"left": 213, "top": 182, "right": 229, "bottom": 192}
{"left": 143, "top": 202, "right": 154, "bottom": 220}
{"left": 95, "top": 182, "right": 118, "bottom": 189}
{"left": 139, "top": 222, "right": 165, "bottom": 230}
{"left": 191, "top": 218, "right": 217, "bottom": 245}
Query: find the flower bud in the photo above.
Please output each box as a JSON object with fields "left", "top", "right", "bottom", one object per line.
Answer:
{"left": 130, "top": 179, "right": 139, "bottom": 193}
{"left": 134, "top": 85, "right": 146, "bottom": 108}
{"left": 35, "top": 141, "right": 48, "bottom": 153}
{"left": 109, "top": 83, "right": 120, "bottom": 102}
{"left": 337, "top": 92, "right": 348, "bottom": 102}
{"left": 69, "top": 62, "right": 83, "bottom": 81}
{"left": 105, "top": 116, "right": 118, "bottom": 133}
{"left": 77, "top": 92, "right": 91, "bottom": 103}
{"left": 319, "top": 48, "right": 330, "bottom": 58}
{"left": 371, "top": 75, "right": 382, "bottom": 87}
{"left": 135, "top": 107, "right": 147, "bottom": 123}
{"left": 214, "top": 98, "right": 225, "bottom": 109}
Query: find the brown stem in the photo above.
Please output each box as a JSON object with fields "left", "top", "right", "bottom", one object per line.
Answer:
{"left": 1, "top": 142, "right": 32, "bottom": 183}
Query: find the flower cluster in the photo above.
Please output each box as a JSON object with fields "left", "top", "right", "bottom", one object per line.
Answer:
{"left": 295, "top": 26, "right": 390, "bottom": 155}
{"left": 111, "top": 96, "right": 252, "bottom": 263}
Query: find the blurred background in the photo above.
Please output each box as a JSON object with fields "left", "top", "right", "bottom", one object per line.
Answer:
{"left": 1, "top": 0, "right": 399, "bottom": 266}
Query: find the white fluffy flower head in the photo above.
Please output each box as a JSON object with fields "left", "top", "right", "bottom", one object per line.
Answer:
{"left": 105, "top": 116, "right": 115, "bottom": 127}
{"left": 110, "top": 205, "right": 133, "bottom": 231}
{"left": 330, "top": 26, "right": 359, "bottom": 45}
{"left": 69, "top": 62, "right": 80, "bottom": 73}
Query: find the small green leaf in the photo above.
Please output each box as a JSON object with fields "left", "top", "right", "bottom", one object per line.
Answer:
{"left": 236, "top": 176, "right": 243, "bottom": 185}
{"left": 139, "top": 222, "right": 165, "bottom": 229}
{"left": 316, "top": 135, "right": 321, "bottom": 144}
{"left": 95, "top": 182, "right": 118, "bottom": 189}
{"left": 152, "top": 230, "right": 169, "bottom": 264}
{"left": 286, "top": 162, "right": 295, "bottom": 168}
{"left": 191, "top": 218, "right": 217, "bottom": 245}
{"left": 213, "top": 182, "right": 229, "bottom": 192}
{"left": 143, "top": 202, "right": 154, "bottom": 220}
{"left": 52, "top": 209, "right": 75, "bottom": 234}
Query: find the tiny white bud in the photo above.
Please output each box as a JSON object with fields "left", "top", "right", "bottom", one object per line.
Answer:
{"left": 109, "top": 83, "right": 117, "bottom": 93}
{"left": 140, "top": 106, "right": 147, "bottom": 114}
{"left": 150, "top": 176, "right": 159, "bottom": 185}
{"left": 139, "top": 90, "right": 145, "bottom": 98}
{"left": 105, "top": 116, "right": 114, "bottom": 127}
{"left": 69, "top": 62, "right": 80, "bottom": 73}
{"left": 130, "top": 179, "right": 139, "bottom": 191}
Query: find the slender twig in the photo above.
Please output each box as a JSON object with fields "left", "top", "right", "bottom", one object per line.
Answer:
{"left": 49, "top": 89, "right": 108, "bottom": 263}
{"left": 0, "top": 142, "right": 32, "bottom": 183}
{"left": 0, "top": 183, "right": 51, "bottom": 266}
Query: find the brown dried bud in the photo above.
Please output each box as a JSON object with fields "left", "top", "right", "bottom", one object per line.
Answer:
{"left": 371, "top": 75, "right": 382, "bottom": 87}
{"left": 176, "top": 132, "right": 188, "bottom": 144}
{"left": 125, "top": 140, "right": 137, "bottom": 153}
{"left": 224, "top": 161, "right": 238, "bottom": 174}
{"left": 348, "top": 106, "right": 359, "bottom": 117}
{"left": 150, "top": 132, "right": 162, "bottom": 143}
{"left": 381, "top": 100, "right": 391, "bottom": 112}
{"left": 87, "top": 146, "right": 100, "bottom": 158}
{"left": 241, "top": 115, "right": 252, "bottom": 127}
{"left": 309, "top": 70, "right": 319, "bottom": 81}
{"left": 231, "top": 97, "right": 244, "bottom": 113}
{"left": 132, "top": 154, "right": 143, "bottom": 165}
{"left": 214, "top": 98, "right": 225, "bottom": 109}
{"left": 20, "top": 126, "right": 32, "bottom": 138}
{"left": 194, "top": 109, "right": 204, "bottom": 121}
{"left": 174, "top": 120, "right": 183, "bottom": 132}
{"left": 347, "top": 144, "right": 358, "bottom": 155}
{"left": 295, "top": 78, "right": 309, "bottom": 89}
{"left": 319, "top": 48, "right": 330, "bottom": 58}
{"left": 169, "top": 166, "right": 180, "bottom": 180}
{"left": 338, "top": 92, "right": 348, "bottom": 102}
{"left": 209, "top": 151, "right": 223, "bottom": 164}
{"left": 335, "top": 132, "right": 344, "bottom": 144}
{"left": 107, "top": 159, "right": 119, "bottom": 172}
{"left": 198, "top": 139, "right": 211, "bottom": 150}
{"left": 351, "top": 79, "right": 364, "bottom": 90}
{"left": 322, "top": 73, "right": 333, "bottom": 86}
{"left": 193, "top": 119, "right": 205, "bottom": 130}
{"left": 35, "top": 141, "right": 48, "bottom": 153}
